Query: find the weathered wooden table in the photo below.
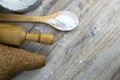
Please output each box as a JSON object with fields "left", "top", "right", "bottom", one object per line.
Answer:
{"left": 8, "top": 0, "right": 120, "bottom": 80}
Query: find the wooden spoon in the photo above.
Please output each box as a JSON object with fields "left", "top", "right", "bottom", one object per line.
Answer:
{"left": 0, "top": 11, "right": 79, "bottom": 31}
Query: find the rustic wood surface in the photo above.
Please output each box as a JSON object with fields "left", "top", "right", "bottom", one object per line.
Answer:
{"left": 1, "top": 0, "right": 120, "bottom": 80}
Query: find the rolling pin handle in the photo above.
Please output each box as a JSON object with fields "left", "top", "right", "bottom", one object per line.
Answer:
{"left": 25, "top": 33, "right": 54, "bottom": 45}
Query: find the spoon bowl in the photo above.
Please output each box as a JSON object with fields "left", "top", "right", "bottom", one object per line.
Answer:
{"left": 46, "top": 11, "right": 79, "bottom": 31}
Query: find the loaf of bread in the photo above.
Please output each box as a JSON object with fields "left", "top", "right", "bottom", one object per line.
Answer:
{"left": 0, "top": 44, "right": 46, "bottom": 80}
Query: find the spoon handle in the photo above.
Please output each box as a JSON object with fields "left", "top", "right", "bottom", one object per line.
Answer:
{"left": 0, "top": 13, "right": 50, "bottom": 23}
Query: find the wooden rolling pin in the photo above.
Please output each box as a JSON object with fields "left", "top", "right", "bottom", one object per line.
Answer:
{"left": 0, "top": 24, "right": 54, "bottom": 46}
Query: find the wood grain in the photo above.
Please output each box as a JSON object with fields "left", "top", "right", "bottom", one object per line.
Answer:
{"left": 1, "top": 0, "right": 119, "bottom": 80}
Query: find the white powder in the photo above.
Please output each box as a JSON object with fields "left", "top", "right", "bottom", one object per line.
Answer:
{"left": 47, "top": 11, "right": 79, "bottom": 31}
{"left": 0, "top": 0, "right": 38, "bottom": 11}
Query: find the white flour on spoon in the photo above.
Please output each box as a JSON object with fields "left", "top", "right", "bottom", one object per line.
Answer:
{"left": 47, "top": 11, "right": 79, "bottom": 31}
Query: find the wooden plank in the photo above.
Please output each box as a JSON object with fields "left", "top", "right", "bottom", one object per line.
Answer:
{"left": 7, "top": 0, "right": 120, "bottom": 80}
